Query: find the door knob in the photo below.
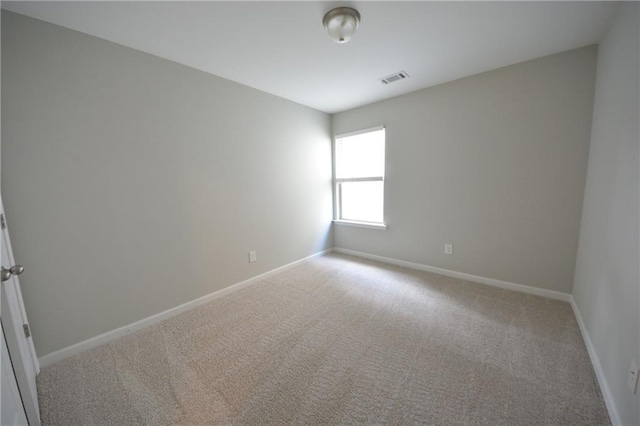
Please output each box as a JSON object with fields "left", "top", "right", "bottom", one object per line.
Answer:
{"left": 1, "top": 265, "right": 24, "bottom": 282}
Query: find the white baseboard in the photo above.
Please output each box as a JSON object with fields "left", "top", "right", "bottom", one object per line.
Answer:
{"left": 569, "top": 297, "right": 620, "bottom": 426}
{"left": 333, "top": 247, "right": 572, "bottom": 302}
{"left": 39, "top": 248, "right": 332, "bottom": 368}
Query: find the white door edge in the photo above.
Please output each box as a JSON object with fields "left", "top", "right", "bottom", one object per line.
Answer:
{"left": 1, "top": 196, "right": 41, "bottom": 425}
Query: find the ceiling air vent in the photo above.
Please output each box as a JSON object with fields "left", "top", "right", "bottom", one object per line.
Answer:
{"left": 380, "top": 71, "right": 409, "bottom": 85}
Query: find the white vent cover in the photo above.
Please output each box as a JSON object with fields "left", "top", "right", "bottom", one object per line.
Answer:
{"left": 379, "top": 71, "right": 409, "bottom": 85}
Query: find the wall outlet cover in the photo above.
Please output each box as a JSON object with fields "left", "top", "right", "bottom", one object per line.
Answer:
{"left": 248, "top": 251, "right": 257, "bottom": 263}
{"left": 444, "top": 244, "right": 453, "bottom": 255}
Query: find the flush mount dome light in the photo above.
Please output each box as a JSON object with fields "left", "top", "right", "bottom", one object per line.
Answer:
{"left": 323, "top": 7, "right": 361, "bottom": 44}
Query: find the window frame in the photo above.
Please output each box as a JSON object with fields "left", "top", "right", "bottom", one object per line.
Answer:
{"left": 333, "top": 126, "right": 387, "bottom": 229}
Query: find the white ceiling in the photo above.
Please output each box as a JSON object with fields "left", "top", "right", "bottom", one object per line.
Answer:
{"left": 2, "top": 1, "right": 618, "bottom": 114}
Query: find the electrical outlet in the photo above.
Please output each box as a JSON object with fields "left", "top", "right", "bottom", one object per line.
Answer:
{"left": 628, "top": 360, "right": 639, "bottom": 394}
{"left": 248, "top": 251, "right": 256, "bottom": 263}
{"left": 444, "top": 244, "right": 453, "bottom": 255}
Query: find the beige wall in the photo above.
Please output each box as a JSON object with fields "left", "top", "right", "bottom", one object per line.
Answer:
{"left": 332, "top": 47, "right": 597, "bottom": 293}
{"left": 573, "top": 3, "right": 640, "bottom": 425}
{"left": 1, "top": 12, "right": 333, "bottom": 357}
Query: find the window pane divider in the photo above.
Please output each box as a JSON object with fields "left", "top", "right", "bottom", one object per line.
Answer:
{"left": 335, "top": 176, "right": 383, "bottom": 183}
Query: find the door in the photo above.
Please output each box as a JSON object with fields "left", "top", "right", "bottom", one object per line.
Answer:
{"left": 2, "top": 325, "right": 28, "bottom": 425}
{"left": 1, "top": 198, "right": 40, "bottom": 425}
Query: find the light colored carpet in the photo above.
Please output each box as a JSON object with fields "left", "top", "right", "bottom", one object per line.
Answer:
{"left": 37, "top": 253, "right": 609, "bottom": 425}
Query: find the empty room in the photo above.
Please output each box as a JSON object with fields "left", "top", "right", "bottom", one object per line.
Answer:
{"left": 0, "top": 1, "right": 638, "bottom": 425}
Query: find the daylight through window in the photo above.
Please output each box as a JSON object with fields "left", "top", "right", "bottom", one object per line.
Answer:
{"left": 335, "top": 127, "right": 385, "bottom": 224}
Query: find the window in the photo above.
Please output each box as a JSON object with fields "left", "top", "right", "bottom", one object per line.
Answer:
{"left": 334, "top": 127, "right": 386, "bottom": 226}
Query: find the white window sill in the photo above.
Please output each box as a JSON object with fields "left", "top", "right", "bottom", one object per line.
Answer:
{"left": 333, "top": 220, "right": 387, "bottom": 230}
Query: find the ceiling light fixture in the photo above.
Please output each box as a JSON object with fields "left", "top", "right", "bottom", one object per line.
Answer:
{"left": 322, "top": 7, "right": 361, "bottom": 44}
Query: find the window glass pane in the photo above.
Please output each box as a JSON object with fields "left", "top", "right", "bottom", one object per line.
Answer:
{"left": 336, "top": 129, "right": 385, "bottom": 179}
{"left": 340, "top": 181, "right": 384, "bottom": 223}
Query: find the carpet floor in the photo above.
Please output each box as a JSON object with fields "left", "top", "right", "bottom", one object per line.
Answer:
{"left": 37, "top": 253, "right": 609, "bottom": 425}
